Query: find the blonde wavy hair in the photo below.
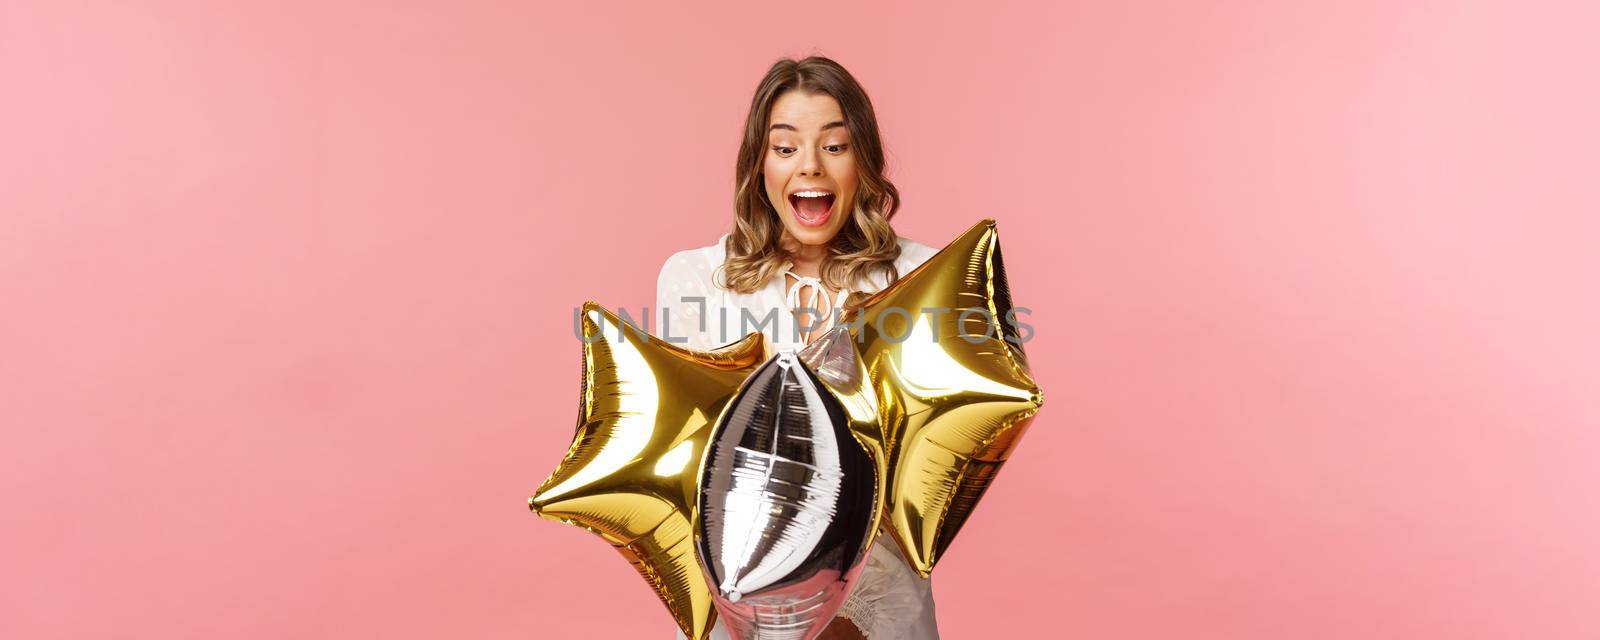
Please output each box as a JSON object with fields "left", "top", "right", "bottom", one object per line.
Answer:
{"left": 717, "top": 56, "right": 903, "bottom": 301}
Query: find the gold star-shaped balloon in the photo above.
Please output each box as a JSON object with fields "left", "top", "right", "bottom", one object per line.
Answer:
{"left": 839, "top": 219, "right": 1046, "bottom": 578}
{"left": 528, "top": 302, "right": 765, "bottom": 640}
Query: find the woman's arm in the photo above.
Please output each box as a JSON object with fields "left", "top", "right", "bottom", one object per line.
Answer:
{"left": 656, "top": 251, "right": 707, "bottom": 349}
{"left": 817, "top": 619, "right": 869, "bottom": 640}
{"left": 833, "top": 531, "right": 941, "bottom": 639}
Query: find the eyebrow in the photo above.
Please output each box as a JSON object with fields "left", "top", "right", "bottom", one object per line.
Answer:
{"left": 769, "top": 121, "right": 846, "bottom": 132}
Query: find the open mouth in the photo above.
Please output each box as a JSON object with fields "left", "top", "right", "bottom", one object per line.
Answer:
{"left": 787, "top": 191, "right": 836, "bottom": 227}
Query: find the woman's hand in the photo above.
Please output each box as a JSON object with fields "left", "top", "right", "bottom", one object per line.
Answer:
{"left": 815, "top": 617, "right": 867, "bottom": 640}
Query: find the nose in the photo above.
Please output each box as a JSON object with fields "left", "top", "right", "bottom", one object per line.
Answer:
{"left": 799, "top": 148, "right": 824, "bottom": 176}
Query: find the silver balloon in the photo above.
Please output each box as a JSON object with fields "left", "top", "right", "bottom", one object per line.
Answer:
{"left": 695, "top": 329, "right": 880, "bottom": 640}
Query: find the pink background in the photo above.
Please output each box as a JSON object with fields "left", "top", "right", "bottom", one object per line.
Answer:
{"left": 3, "top": 1, "right": 1597, "bottom": 638}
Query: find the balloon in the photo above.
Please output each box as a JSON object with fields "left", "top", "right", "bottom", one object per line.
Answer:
{"left": 694, "top": 327, "right": 881, "bottom": 640}
{"left": 839, "top": 218, "right": 1045, "bottom": 578}
{"left": 528, "top": 302, "right": 766, "bottom": 640}
{"left": 796, "top": 326, "right": 884, "bottom": 454}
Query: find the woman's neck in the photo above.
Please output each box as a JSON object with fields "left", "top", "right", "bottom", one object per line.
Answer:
{"left": 782, "top": 238, "right": 831, "bottom": 276}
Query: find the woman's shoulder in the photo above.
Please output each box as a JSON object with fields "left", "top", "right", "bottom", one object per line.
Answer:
{"left": 657, "top": 234, "right": 729, "bottom": 284}
{"left": 851, "top": 234, "right": 939, "bottom": 294}
{"left": 893, "top": 235, "right": 939, "bottom": 269}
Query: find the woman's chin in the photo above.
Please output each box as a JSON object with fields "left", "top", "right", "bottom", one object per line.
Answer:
{"left": 783, "top": 222, "right": 842, "bottom": 247}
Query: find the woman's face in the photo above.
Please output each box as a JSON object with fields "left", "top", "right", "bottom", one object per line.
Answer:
{"left": 762, "top": 90, "right": 858, "bottom": 249}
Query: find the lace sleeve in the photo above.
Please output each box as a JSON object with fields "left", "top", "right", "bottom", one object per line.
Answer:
{"left": 835, "top": 531, "right": 941, "bottom": 639}
{"left": 656, "top": 249, "right": 712, "bottom": 350}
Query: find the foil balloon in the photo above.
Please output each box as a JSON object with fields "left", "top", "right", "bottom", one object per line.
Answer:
{"left": 796, "top": 326, "right": 887, "bottom": 506}
{"left": 839, "top": 218, "right": 1046, "bottom": 578}
{"left": 695, "top": 328, "right": 881, "bottom": 640}
{"left": 528, "top": 302, "right": 766, "bottom": 640}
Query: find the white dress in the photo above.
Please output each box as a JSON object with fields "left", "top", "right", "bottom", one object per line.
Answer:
{"left": 657, "top": 233, "right": 942, "bottom": 640}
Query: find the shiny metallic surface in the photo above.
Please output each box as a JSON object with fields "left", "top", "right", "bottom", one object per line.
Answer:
{"left": 526, "top": 219, "right": 1046, "bottom": 638}
{"left": 839, "top": 219, "right": 1046, "bottom": 578}
{"left": 529, "top": 302, "right": 767, "bottom": 640}
{"left": 696, "top": 348, "right": 878, "bottom": 640}
{"left": 797, "top": 326, "right": 886, "bottom": 538}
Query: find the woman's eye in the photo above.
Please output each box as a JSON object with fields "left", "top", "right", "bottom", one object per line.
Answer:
{"left": 771, "top": 146, "right": 796, "bottom": 156}
{"left": 824, "top": 144, "right": 849, "bottom": 154}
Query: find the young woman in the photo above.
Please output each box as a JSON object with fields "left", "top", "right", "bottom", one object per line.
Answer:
{"left": 658, "top": 56, "right": 941, "bottom": 640}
